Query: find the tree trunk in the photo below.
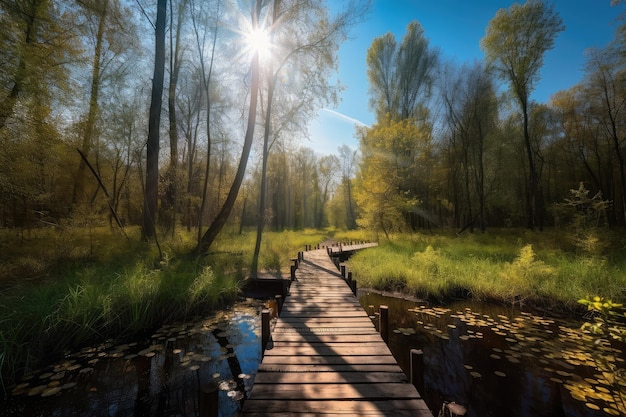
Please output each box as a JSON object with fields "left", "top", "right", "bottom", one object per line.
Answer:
{"left": 196, "top": 1, "right": 261, "bottom": 254}
{"left": 521, "top": 97, "right": 538, "bottom": 230}
{"left": 165, "top": 0, "right": 185, "bottom": 235}
{"left": 143, "top": 0, "right": 166, "bottom": 240}
{"left": 74, "top": 0, "right": 107, "bottom": 206}
{"left": 196, "top": 0, "right": 220, "bottom": 246}
{"left": 251, "top": 89, "right": 274, "bottom": 276}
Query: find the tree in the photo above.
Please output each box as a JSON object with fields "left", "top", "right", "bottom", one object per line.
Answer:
{"left": 196, "top": 0, "right": 262, "bottom": 254}
{"left": 162, "top": 0, "right": 188, "bottom": 233}
{"left": 316, "top": 154, "right": 340, "bottom": 227}
{"left": 441, "top": 61, "right": 498, "bottom": 231}
{"left": 481, "top": 0, "right": 564, "bottom": 230}
{"left": 0, "top": 0, "right": 76, "bottom": 129}
{"left": 355, "top": 116, "right": 429, "bottom": 237}
{"left": 367, "top": 21, "right": 437, "bottom": 121}
{"left": 585, "top": 46, "right": 626, "bottom": 225}
{"left": 191, "top": 0, "right": 221, "bottom": 245}
{"left": 337, "top": 144, "right": 358, "bottom": 229}
{"left": 73, "top": 0, "right": 138, "bottom": 206}
{"left": 143, "top": 0, "right": 167, "bottom": 240}
{"left": 249, "top": 0, "right": 366, "bottom": 275}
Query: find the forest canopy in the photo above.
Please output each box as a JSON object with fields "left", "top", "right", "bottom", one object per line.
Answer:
{"left": 1, "top": 0, "right": 625, "bottom": 248}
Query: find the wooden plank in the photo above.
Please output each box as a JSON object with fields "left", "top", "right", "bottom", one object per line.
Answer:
{"left": 252, "top": 371, "right": 408, "bottom": 384}
{"left": 270, "top": 334, "right": 385, "bottom": 343}
{"left": 248, "top": 383, "right": 422, "bottom": 400}
{"left": 260, "top": 355, "right": 398, "bottom": 366}
{"left": 242, "top": 399, "right": 431, "bottom": 414}
{"left": 275, "top": 316, "right": 373, "bottom": 323}
{"left": 274, "top": 322, "right": 375, "bottom": 329}
{"left": 241, "top": 247, "right": 432, "bottom": 417}
{"left": 257, "top": 364, "right": 405, "bottom": 373}
{"left": 262, "top": 343, "right": 391, "bottom": 357}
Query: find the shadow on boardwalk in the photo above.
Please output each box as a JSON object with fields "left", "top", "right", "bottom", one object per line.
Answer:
{"left": 240, "top": 247, "right": 432, "bottom": 417}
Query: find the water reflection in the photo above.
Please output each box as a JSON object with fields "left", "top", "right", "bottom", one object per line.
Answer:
{"left": 3, "top": 299, "right": 264, "bottom": 417}
{"left": 359, "top": 291, "right": 626, "bottom": 417}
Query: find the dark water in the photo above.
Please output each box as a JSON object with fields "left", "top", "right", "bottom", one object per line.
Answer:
{"left": 4, "top": 290, "right": 625, "bottom": 417}
{"left": 358, "top": 291, "right": 626, "bottom": 417}
{"left": 2, "top": 299, "right": 268, "bottom": 417}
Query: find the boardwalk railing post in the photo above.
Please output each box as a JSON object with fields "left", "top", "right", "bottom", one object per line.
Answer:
{"left": 410, "top": 349, "right": 425, "bottom": 395}
{"left": 275, "top": 294, "right": 283, "bottom": 315}
{"left": 290, "top": 264, "right": 296, "bottom": 281}
{"left": 261, "top": 308, "right": 270, "bottom": 357}
{"left": 340, "top": 264, "right": 346, "bottom": 279}
{"left": 350, "top": 279, "right": 357, "bottom": 295}
{"left": 379, "top": 305, "right": 389, "bottom": 344}
{"left": 347, "top": 271, "right": 352, "bottom": 284}
{"left": 199, "top": 380, "right": 219, "bottom": 417}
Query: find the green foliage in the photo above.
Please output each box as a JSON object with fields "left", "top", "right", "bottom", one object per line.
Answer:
{"left": 366, "top": 21, "right": 437, "bottom": 120}
{"left": 355, "top": 115, "right": 432, "bottom": 236}
{"left": 348, "top": 230, "right": 626, "bottom": 305}
{"left": 481, "top": 0, "right": 564, "bottom": 97}
{"left": 579, "top": 296, "right": 626, "bottom": 343}
{"left": 501, "top": 244, "right": 555, "bottom": 300}
{"left": 553, "top": 182, "right": 610, "bottom": 255}
{"left": 578, "top": 296, "right": 626, "bottom": 410}
{"left": 0, "top": 227, "right": 340, "bottom": 389}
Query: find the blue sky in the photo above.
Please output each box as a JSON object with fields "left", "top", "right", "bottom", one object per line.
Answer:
{"left": 306, "top": 0, "right": 624, "bottom": 156}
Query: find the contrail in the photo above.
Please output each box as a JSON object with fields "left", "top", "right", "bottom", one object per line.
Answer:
{"left": 322, "top": 108, "right": 370, "bottom": 128}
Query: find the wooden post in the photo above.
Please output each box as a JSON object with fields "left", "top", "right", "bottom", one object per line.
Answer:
{"left": 410, "top": 349, "right": 425, "bottom": 395}
{"left": 261, "top": 309, "right": 270, "bottom": 356}
{"left": 199, "top": 379, "right": 219, "bottom": 417}
{"left": 379, "top": 305, "right": 389, "bottom": 344}
{"left": 290, "top": 265, "right": 296, "bottom": 281}
{"left": 340, "top": 264, "right": 346, "bottom": 279}
{"left": 350, "top": 279, "right": 357, "bottom": 295}
{"left": 347, "top": 271, "right": 352, "bottom": 283}
{"left": 275, "top": 294, "right": 283, "bottom": 316}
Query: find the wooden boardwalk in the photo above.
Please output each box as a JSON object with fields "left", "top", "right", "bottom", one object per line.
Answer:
{"left": 240, "top": 246, "right": 432, "bottom": 416}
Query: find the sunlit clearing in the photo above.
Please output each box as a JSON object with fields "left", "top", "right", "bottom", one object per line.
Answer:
{"left": 245, "top": 27, "right": 272, "bottom": 61}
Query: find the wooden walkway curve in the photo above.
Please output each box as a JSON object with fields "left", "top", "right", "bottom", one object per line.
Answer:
{"left": 240, "top": 246, "right": 432, "bottom": 416}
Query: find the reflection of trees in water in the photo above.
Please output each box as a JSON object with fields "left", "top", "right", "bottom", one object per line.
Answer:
{"left": 129, "top": 320, "right": 249, "bottom": 416}
{"left": 212, "top": 328, "right": 246, "bottom": 397}
{"left": 1, "top": 306, "right": 261, "bottom": 417}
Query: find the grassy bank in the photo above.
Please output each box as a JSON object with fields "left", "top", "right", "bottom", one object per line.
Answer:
{"left": 348, "top": 229, "right": 626, "bottom": 308}
{"left": 0, "top": 226, "right": 336, "bottom": 391}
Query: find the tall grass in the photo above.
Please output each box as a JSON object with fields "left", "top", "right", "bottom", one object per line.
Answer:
{"left": 348, "top": 229, "right": 626, "bottom": 307}
{"left": 0, "top": 226, "right": 337, "bottom": 390}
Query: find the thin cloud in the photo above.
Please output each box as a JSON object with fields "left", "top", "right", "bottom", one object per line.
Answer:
{"left": 322, "top": 108, "right": 370, "bottom": 128}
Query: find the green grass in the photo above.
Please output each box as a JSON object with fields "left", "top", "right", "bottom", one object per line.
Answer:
{"left": 348, "top": 229, "right": 626, "bottom": 308}
{"left": 0, "top": 226, "right": 340, "bottom": 391}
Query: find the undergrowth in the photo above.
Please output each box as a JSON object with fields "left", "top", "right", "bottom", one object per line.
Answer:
{"left": 0, "top": 226, "right": 333, "bottom": 391}
{"left": 348, "top": 229, "right": 626, "bottom": 308}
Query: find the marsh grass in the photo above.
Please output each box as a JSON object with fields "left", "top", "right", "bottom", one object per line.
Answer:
{"left": 348, "top": 229, "right": 626, "bottom": 307}
{"left": 0, "top": 226, "right": 336, "bottom": 390}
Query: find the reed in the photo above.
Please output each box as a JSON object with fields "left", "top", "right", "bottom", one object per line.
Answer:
{"left": 0, "top": 227, "right": 337, "bottom": 389}
{"left": 348, "top": 229, "right": 626, "bottom": 307}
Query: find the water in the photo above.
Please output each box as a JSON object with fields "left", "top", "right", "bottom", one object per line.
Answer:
{"left": 359, "top": 291, "right": 626, "bottom": 417}
{"left": 4, "top": 289, "right": 624, "bottom": 417}
{"left": 2, "top": 298, "right": 267, "bottom": 417}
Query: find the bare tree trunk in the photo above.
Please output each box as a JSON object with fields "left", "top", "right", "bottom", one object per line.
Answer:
{"left": 143, "top": 0, "right": 166, "bottom": 240}
{"left": 251, "top": 0, "right": 281, "bottom": 278}
{"left": 195, "top": 0, "right": 220, "bottom": 245}
{"left": 74, "top": 0, "right": 107, "bottom": 206}
{"left": 196, "top": 0, "right": 261, "bottom": 254}
{"left": 165, "top": 0, "right": 185, "bottom": 235}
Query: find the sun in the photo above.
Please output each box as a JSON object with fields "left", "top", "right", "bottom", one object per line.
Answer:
{"left": 244, "top": 27, "right": 272, "bottom": 61}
